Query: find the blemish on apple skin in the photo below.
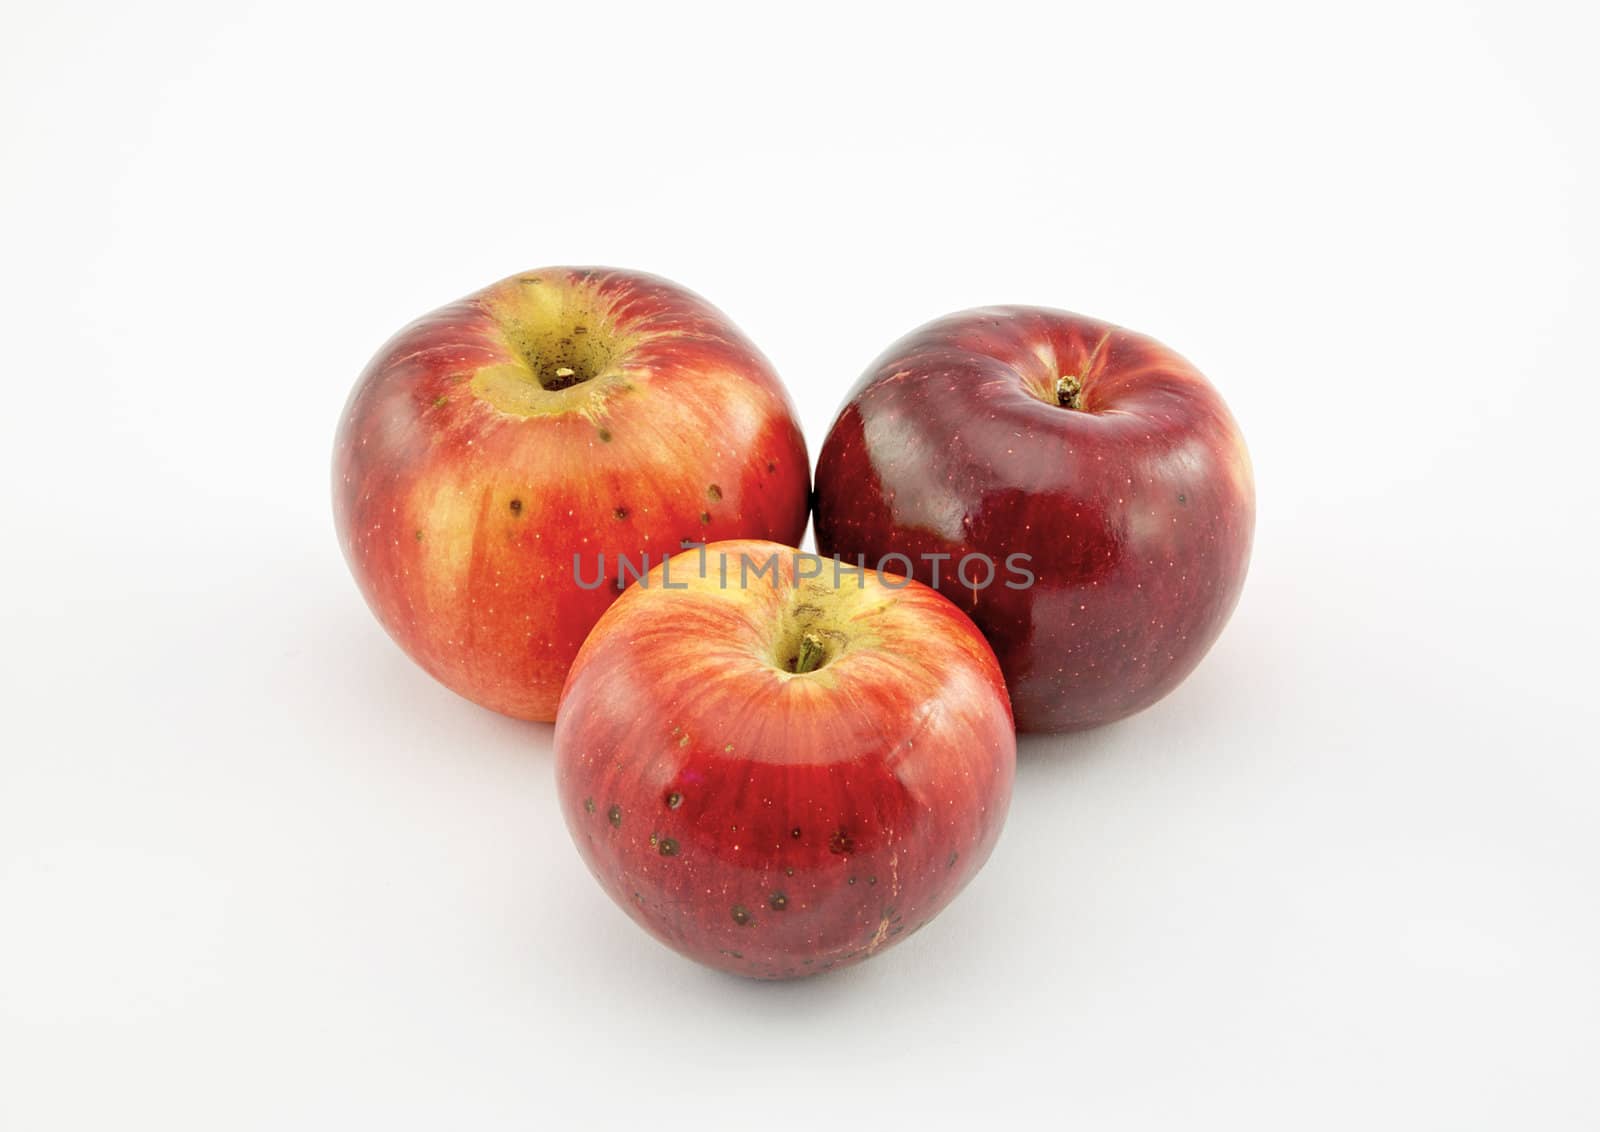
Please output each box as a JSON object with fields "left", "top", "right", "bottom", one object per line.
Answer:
{"left": 432, "top": 395, "right": 448, "bottom": 408}
{"left": 784, "top": 866, "right": 795, "bottom": 876}
{"left": 597, "top": 428, "right": 612, "bottom": 443}
{"left": 509, "top": 498, "right": 523, "bottom": 515}
{"left": 699, "top": 511, "right": 711, "bottom": 524}
{"left": 665, "top": 791, "right": 683, "bottom": 809}
{"left": 607, "top": 804, "right": 622, "bottom": 828}
{"left": 766, "top": 461, "right": 777, "bottom": 473}
{"left": 829, "top": 829, "right": 855, "bottom": 855}
{"left": 790, "top": 827, "right": 802, "bottom": 840}
{"left": 584, "top": 797, "right": 596, "bottom": 814}
{"left": 947, "top": 850, "right": 959, "bottom": 869}
{"left": 658, "top": 837, "right": 679, "bottom": 857}
{"left": 414, "top": 529, "right": 424, "bottom": 541}
{"left": 1177, "top": 492, "right": 1187, "bottom": 505}
{"left": 768, "top": 892, "right": 788, "bottom": 911}
{"left": 731, "top": 905, "right": 752, "bottom": 926}
{"left": 613, "top": 506, "right": 629, "bottom": 520}
{"left": 707, "top": 484, "right": 722, "bottom": 501}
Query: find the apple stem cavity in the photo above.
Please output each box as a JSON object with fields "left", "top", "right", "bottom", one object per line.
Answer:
{"left": 1055, "top": 375, "right": 1085, "bottom": 410}
{"left": 793, "top": 631, "right": 828, "bottom": 674}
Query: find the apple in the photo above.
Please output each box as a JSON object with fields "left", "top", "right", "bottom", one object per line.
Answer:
{"left": 554, "top": 539, "right": 1015, "bottom": 979}
{"left": 814, "top": 307, "right": 1254, "bottom": 733}
{"left": 333, "top": 267, "right": 810, "bottom": 721}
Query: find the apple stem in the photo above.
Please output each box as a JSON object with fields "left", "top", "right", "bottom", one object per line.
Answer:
{"left": 794, "top": 631, "right": 827, "bottom": 674}
{"left": 1056, "top": 375, "right": 1085, "bottom": 410}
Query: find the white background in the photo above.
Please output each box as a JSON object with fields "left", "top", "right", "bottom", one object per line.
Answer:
{"left": 2, "top": 1, "right": 1596, "bottom": 1128}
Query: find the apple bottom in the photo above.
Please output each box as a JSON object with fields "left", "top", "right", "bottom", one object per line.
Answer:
{"left": 563, "top": 756, "right": 997, "bottom": 978}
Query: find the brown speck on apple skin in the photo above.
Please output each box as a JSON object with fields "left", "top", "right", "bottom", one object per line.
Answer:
{"left": 509, "top": 498, "right": 523, "bottom": 515}
{"left": 707, "top": 484, "right": 722, "bottom": 501}
{"left": 731, "top": 905, "right": 752, "bottom": 926}
{"left": 607, "top": 804, "right": 622, "bottom": 828}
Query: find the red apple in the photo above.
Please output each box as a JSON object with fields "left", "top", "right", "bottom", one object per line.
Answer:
{"left": 333, "top": 267, "right": 809, "bottom": 721}
{"left": 814, "top": 307, "right": 1254, "bottom": 733}
{"left": 554, "top": 540, "right": 1015, "bottom": 979}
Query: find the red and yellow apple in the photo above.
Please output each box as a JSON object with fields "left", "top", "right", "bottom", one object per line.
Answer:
{"left": 332, "top": 268, "right": 809, "bottom": 721}
{"left": 814, "top": 307, "right": 1254, "bottom": 733}
{"left": 554, "top": 540, "right": 1015, "bottom": 979}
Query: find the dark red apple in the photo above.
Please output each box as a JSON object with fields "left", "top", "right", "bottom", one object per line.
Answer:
{"left": 814, "top": 307, "right": 1254, "bottom": 733}
{"left": 554, "top": 539, "right": 1015, "bottom": 979}
{"left": 333, "top": 267, "right": 809, "bottom": 721}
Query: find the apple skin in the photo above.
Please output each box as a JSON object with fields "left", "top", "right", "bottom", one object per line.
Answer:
{"left": 814, "top": 307, "right": 1254, "bottom": 733}
{"left": 554, "top": 540, "right": 1015, "bottom": 979}
{"left": 333, "top": 268, "right": 809, "bottom": 722}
